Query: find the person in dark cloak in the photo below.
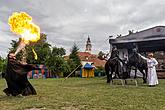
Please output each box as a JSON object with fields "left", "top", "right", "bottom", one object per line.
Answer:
{"left": 3, "top": 53, "right": 37, "bottom": 96}
{"left": 105, "top": 46, "right": 123, "bottom": 80}
{"left": 110, "top": 46, "right": 119, "bottom": 59}
{"left": 110, "top": 45, "right": 123, "bottom": 63}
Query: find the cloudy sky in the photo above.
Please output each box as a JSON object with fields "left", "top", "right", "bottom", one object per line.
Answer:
{"left": 0, "top": 0, "right": 165, "bottom": 58}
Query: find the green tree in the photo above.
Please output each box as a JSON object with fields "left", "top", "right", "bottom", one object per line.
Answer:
{"left": 94, "top": 66, "right": 105, "bottom": 76}
{"left": 9, "top": 39, "right": 23, "bottom": 60}
{"left": 26, "top": 33, "right": 51, "bottom": 64}
{"left": 68, "top": 43, "right": 81, "bottom": 76}
{"left": 0, "top": 56, "right": 7, "bottom": 78}
{"left": 52, "top": 47, "right": 66, "bottom": 57}
{"left": 9, "top": 39, "right": 20, "bottom": 52}
{"left": 0, "top": 57, "right": 4, "bottom": 72}
{"left": 46, "top": 46, "right": 70, "bottom": 77}
{"left": 98, "top": 51, "right": 106, "bottom": 60}
{"left": 9, "top": 33, "right": 51, "bottom": 64}
{"left": 8, "top": 33, "right": 71, "bottom": 78}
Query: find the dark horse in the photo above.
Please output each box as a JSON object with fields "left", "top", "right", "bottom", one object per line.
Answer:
{"left": 105, "top": 57, "right": 121, "bottom": 83}
{"left": 104, "top": 46, "right": 127, "bottom": 83}
{"left": 105, "top": 57, "right": 130, "bottom": 83}
{"left": 127, "top": 50, "right": 148, "bottom": 83}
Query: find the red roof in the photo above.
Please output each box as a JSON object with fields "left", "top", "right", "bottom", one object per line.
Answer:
{"left": 77, "top": 52, "right": 106, "bottom": 67}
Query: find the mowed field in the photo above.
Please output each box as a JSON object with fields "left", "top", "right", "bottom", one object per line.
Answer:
{"left": 0, "top": 77, "right": 165, "bottom": 110}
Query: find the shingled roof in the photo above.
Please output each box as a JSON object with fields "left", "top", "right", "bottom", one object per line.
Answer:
{"left": 110, "top": 26, "right": 165, "bottom": 44}
{"left": 110, "top": 26, "right": 165, "bottom": 51}
{"left": 77, "top": 52, "right": 106, "bottom": 68}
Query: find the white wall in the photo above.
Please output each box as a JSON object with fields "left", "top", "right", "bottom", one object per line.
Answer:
{"left": 118, "top": 49, "right": 128, "bottom": 59}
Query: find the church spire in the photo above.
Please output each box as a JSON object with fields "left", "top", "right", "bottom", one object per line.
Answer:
{"left": 85, "top": 36, "right": 92, "bottom": 53}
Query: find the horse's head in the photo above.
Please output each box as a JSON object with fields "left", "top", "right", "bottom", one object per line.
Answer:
{"left": 128, "top": 45, "right": 139, "bottom": 64}
{"left": 132, "top": 48, "right": 138, "bottom": 54}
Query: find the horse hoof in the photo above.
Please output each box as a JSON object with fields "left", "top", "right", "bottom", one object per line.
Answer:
{"left": 3, "top": 89, "right": 11, "bottom": 96}
{"left": 143, "top": 81, "right": 147, "bottom": 83}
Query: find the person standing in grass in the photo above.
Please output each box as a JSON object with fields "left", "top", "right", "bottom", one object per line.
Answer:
{"left": 138, "top": 53, "right": 159, "bottom": 87}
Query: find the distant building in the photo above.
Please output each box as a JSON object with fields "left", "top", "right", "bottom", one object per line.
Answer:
{"left": 85, "top": 36, "right": 92, "bottom": 53}
{"left": 77, "top": 52, "right": 106, "bottom": 68}
{"left": 78, "top": 36, "right": 106, "bottom": 68}
{"left": 64, "top": 37, "right": 106, "bottom": 68}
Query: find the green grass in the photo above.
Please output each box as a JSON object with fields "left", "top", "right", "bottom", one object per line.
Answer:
{"left": 0, "top": 77, "right": 165, "bottom": 110}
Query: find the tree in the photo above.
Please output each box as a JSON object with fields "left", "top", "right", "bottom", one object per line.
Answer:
{"left": 9, "top": 39, "right": 23, "bottom": 60}
{"left": 68, "top": 43, "right": 81, "bottom": 76}
{"left": 46, "top": 46, "right": 70, "bottom": 77}
{"left": 98, "top": 51, "right": 106, "bottom": 60}
{"left": 52, "top": 47, "right": 65, "bottom": 57}
{"left": 8, "top": 33, "right": 72, "bottom": 78}
{"left": 94, "top": 66, "right": 105, "bottom": 76}
{"left": 9, "top": 33, "right": 51, "bottom": 64}
{"left": 26, "top": 43, "right": 51, "bottom": 64}
{"left": 9, "top": 39, "right": 20, "bottom": 52}
{"left": 0, "top": 57, "right": 4, "bottom": 72}
{"left": 0, "top": 56, "right": 7, "bottom": 78}
{"left": 26, "top": 33, "right": 51, "bottom": 64}
{"left": 98, "top": 51, "right": 110, "bottom": 60}
{"left": 69, "top": 43, "right": 81, "bottom": 66}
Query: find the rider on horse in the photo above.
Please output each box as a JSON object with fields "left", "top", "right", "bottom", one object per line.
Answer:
{"left": 110, "top": 45, "right": 124, "bottom": 64}
{"left": 105, "top": 45, "right": 127, "bottom": 83}
{"left": 110, "top": 46, "right": 119, "bottom": 59}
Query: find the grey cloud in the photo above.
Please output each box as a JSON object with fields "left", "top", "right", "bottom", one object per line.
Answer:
{"left": 1, "top": 0, "right": 165, "bottom": 57}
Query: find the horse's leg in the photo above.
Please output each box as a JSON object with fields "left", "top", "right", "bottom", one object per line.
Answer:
{"left": 134, "top": 68, "right": 137, "bottom": 79}
{"left": 128, "top": 67, "right": 131, "bottom": 78}
{"left": 106, "top": 68, "right": 110, "bottom": 83}
{"left": 123, "top": 79, "right": 127, "bottom": 85}
{"left": 110, "top": 69, "right": 113, "bottom": 83}
{"left": 126, "top": 65, "right": 131, "bottom": 78}
{"left": 105, "top": 63, "right": 110, "bottom": 83}
{"left": 143, "top": 68, "right": 148, "bottom": 83}
{"left": 145, "top": 68, "right": 148, "bottom": 83}
{"left": 113, "top": 67, "right": 117, "bottom": 79}
{"left": 115, "top": 63, "right": 121, "bottom": 79}
{"left": 116, "top": 71, "right": 121, "bottom": 79}
{"left": 139, "top": 69, "right": 147, "bottom": 83}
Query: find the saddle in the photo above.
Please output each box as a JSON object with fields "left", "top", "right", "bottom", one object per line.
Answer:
{"left": 108, "top": 57, "right": 118, "bottom": 65}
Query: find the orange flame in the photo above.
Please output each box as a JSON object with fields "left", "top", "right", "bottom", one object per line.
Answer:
{"left": 8, "top": 12, "right": 40, "bottom": 44}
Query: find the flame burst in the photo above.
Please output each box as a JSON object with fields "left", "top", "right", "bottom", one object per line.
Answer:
{"left": 8, "top": 12, "right": 40, "bottom": 44}
{"left": 32, "top": 48, "right": 38, "bottom": 60}
{"left": 8, "top": 12, "right": 40, "bottom": 59}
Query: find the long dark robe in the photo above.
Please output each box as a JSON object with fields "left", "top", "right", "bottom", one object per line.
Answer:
{"left": 3, "top": 57, "right": 37, "bottom": 96}
{"left": 110, "top": 49, "right": 119, "bottom": 59}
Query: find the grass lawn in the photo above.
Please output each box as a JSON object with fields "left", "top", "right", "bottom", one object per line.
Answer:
{"left": 0, "top": 77, "right": 165, "bottom": 110}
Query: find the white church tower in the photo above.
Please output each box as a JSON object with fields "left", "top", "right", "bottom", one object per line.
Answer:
{"left": 85, "top": 36, "right": 92, "bottom": 53}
